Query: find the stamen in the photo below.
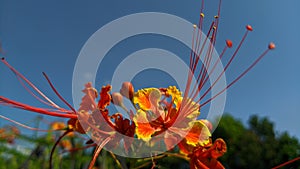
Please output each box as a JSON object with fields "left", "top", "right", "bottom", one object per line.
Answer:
{"left": 268, "top": 42, "right": 276, "bottom": 49}
{"left": 1, "top": 58, "right": 60, "bottom": 108}
{"left": 42, "top": 72, "right": 77, "bottom": 114}
{"left": 202, "top": 43, "right": 275, "bottom": 107}
{"left": 200, "top": 26, "right": 252, "bottom": 101}
{"left": 200, "top": 13, "right": 205, "bottom": 18}
{"left": 226, "top": 40, "right": 233, "bottom": 48}
{"left": 88, "top": 137, "right": 112, "bottom": 169}
{"left": 246, "top": 25, "right": 253, "bottom": 31}
{"left": 15, "top": 75, "right": 58, "bottom": 108}
{"left": 0, "top": 114, "right": 54, "bottom": 132}
{"left": 188, "top": 0, "right": 223, "bottom": 102}
{"left": 0, "top": 96, "right": 77, "bottom": 118}
{"left": 199, "top": 41, "right": 232, "bottom": 91}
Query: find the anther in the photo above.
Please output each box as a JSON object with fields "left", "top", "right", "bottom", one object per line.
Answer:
{"left": 246, "top": 25, "right": 253, "bottom": 31}
{"left": 200, "top": 13, "right": 205, "bottom": 18}
{"left": 226, "top": 40, "right": 233, "bottom": 48}
{"left": 268, "top": 42, "right": 276, "bottom": 50}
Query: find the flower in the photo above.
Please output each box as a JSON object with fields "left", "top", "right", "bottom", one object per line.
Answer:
{"left": 50, "top": 122, "right": 66, "bottom": 130}
{"left": 132, "top": 86, "right": 208, "bottom": 150}
{"left": 176, "top": 120, "right": 226, "bottom": 168}
{"left": 0, "top": 126, "right": 20, "bottom": 144}
{"left": 190, "top": 138, "right": 227, "bottom": 169}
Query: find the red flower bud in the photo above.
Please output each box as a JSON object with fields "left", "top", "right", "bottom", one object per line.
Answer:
{"left": 120, "top": 82, "right": 134, "bottom": 100}
{"left": 112, "top": 92, "right": 124, "bottom": 107}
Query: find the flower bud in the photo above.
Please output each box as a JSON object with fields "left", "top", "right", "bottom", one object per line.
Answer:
{"left": 111, "top": 92, "right": 124, "bottom": 107}
{"left": 112, "top": 92, "right": 130, "bottom": 114}
{"left": 120, "top": 82, "right": 134, "bottom": 100}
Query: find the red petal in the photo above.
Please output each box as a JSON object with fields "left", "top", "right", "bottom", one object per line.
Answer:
{"left": 98, "top": 85, "right": 112, "bottom": 110}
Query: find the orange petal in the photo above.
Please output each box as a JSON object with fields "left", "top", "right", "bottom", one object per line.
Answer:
{"left": 50, "top": 121, "right": 66, "bottom": 130}
{"left": 184, "top": 121, "right": 211, "bottom": 147}
{"left": 178, "top": 139, "right": 195, "bottom": 155}
{"left": 133, "top": 110, "right": 157, "bottom": 141}
{"left": 166, "top": 86, "right": 182, "bottom": 108}
{"left": 133, "top": 88, "right": 161, "bottom": 110}
{"left": 210, "top": 138, "right": 227, "bottom": 159}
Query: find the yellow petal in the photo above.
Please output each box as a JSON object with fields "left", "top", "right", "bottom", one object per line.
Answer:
{"left": 166, "top": 86, "right": 182, "bottom": 108}
{"left": 133, "top": 88, "right": 161, "bottom": 110}
{"left": 184, "top": 120, "right": 211, "bottom": 147}
{"left": 133, "top": 110, "right": 157, "bottom": 141}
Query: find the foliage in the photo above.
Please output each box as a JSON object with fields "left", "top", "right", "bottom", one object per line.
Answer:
{"left": 0, "top": 114, "right": 299, "bottom": 168}
{"left": 213, "top": 114, "right": 300, "bottom": 169}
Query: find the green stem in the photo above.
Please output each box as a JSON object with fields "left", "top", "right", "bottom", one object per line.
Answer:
{"left": 163, "top": 152, "right": 190, "bottom": 161}
{"left": 109, "top": 152, "right": 124, "bottom": 169}
{"left": 132, "top": 162, "right": 151, "bottom": 169}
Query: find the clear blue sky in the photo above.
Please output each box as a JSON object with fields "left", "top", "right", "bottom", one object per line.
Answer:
{"left": 0, "top": 0, "right": 299, "bottom": 140}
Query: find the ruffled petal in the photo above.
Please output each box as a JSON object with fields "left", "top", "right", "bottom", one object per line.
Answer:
{"left": 166, "top": 86, "right": 182, "bottom": 108}
{"left": 133, "top": 88, "right": 161, "bottom": 110}
{"left": 79, "top": 82, "right": 98, "bottom": 112}
{"left": 184, "top": 121, "right": 211, "bottom": 147}
{"left": 133, "top": 110, "right": 158, "bottom": 141}
{"left": 97, "top": 85, "right": 112, "bottom": 110}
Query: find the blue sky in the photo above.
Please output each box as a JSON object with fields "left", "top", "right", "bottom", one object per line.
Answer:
{"left": 0, "top": 0, "right": 299, "bottom": 140}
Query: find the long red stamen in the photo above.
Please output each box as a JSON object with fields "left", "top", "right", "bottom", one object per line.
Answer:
{"left": 197, "top": 28, "right": 216, "bottom": 94}
{"left": 0, "top": 96, "right": 77, "bottom": 119}
{"left": 192, "top": 21, "right": 215, "bottom": 73}
{"left": 200, "top": 41, "right": 231, "bottom": 90}
{"left": 15, "top": 75, "right": 58, "bottom": 108}
{"left": 42, "top": 72, "right": 77, "bottom": 114}
{"left": 199, "top": 26, "right": 252, "bottom": 101}
{"left": 201, "top": 43, "right": 275, "bottom": 107}
{"left": 88, "top": 137, "right": 112, "bottom": 169}
{"left": 187, "top": 23, "right": 217, "bottom": 106}
{"left": 190, "top": 0, "right": 205, "bottom": 70}
{"left": 0, "top": 114, "right": 55, "bottom": 132}
{"left": 189, "top": 25, "right": 197, "bottom": 69}
{"left": 272, "top": 156, "right": 300, "bottom": 169}
{"left": 198, "top": 0, "right": 222, "bottom": 88}
{"left": 180, "top": 2, "right": 219, "bottom": 119}
{"left": 188, "top": 41, "right": 229, "bottom": 105}
{"left": 1, "top": 58, "right": 60, "bottom": 108}
{"left": 181, "top": 22, "right": 215, "bottom": 114}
